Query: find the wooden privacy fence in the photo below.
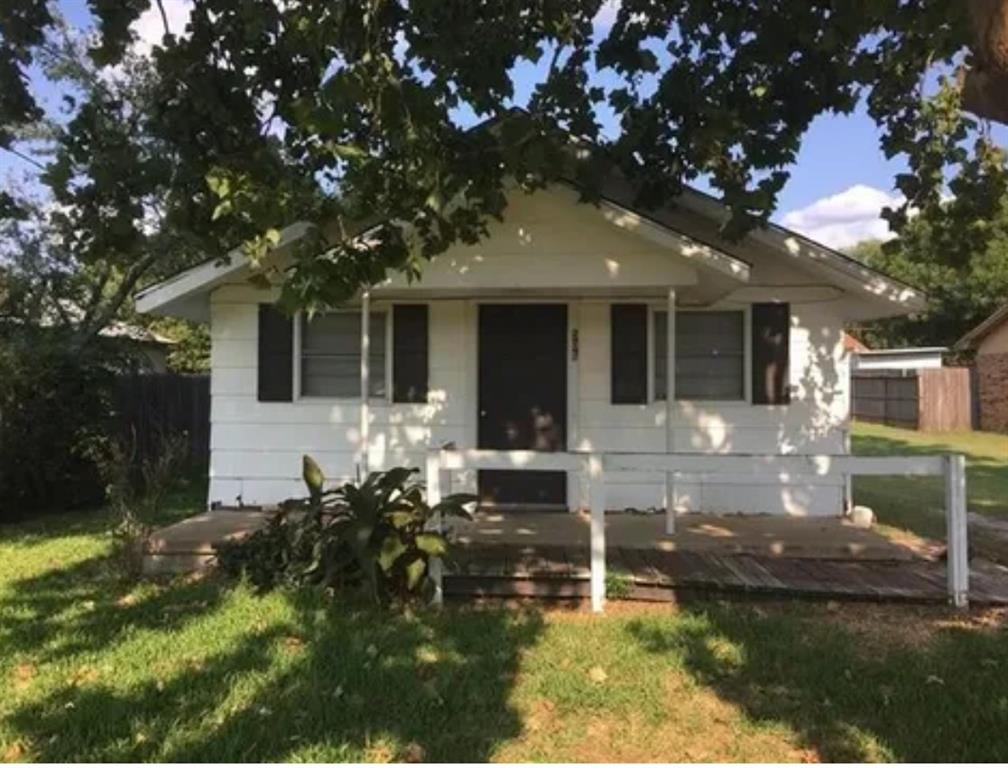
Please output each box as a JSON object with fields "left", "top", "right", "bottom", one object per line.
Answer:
{"left": 115, "top": 373, "right": 210, "bottom": 466}
{"left": 425, "top": 449, "right": 970, "bottom": 613}
{"left": 853, "top": 368, "right": 973, "bottom": 431}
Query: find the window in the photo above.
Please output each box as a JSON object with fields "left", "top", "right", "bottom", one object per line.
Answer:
{"left": 655, "top": 310, "right": 745, "bottom": 401}
{"left": 300, "top": 312, "right": 386, "bottom": 398}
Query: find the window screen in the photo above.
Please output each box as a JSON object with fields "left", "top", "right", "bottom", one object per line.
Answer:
{"left": 300, "top": 312, "right": 386, "bottom": 397}
{"left": 655, "top": 310, "right": 744, "bottom": 400}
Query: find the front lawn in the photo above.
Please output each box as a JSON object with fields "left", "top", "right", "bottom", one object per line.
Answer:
{"left": 3, "top": 502, "right": 1008, "bottom": 762}
{"left": 852, "top": 422, "right": 1008, "bottom": 542}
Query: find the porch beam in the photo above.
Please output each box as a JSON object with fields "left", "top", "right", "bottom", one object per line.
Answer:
{"left": 360, "top": 290, "right": 370, "bottom": 474}
{"left": 437, "top": 449, "right": 585, "bottom": 472}
{"left": 665, "top": 288, "right": 676, "bottom": 535}
{"left": 425, "top": 450, "right": 444, "bottom": 607}
{"left": 588, "top": 453, "right": 606, "bottom": 613}
{"left": 945, "top": 453, "right": 969, "bottom": 609}
{"left": 603, "top": 453, "right": 947, "bottom": 477}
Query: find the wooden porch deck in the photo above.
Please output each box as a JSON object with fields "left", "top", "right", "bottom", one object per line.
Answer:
{"left": 444, "top": 543, "right": 1008, "bottom": 604}
{"left": 143, "top": 509, "right": 1008, "bottom": 605}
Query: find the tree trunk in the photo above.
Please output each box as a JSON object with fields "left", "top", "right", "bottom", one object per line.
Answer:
{"left": 963, "top": 0, "right": 1008, "bottom": 125}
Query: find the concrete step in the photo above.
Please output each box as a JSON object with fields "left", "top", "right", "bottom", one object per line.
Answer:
{"left": 142, "top": 510, "right": 274, "bottom": 575}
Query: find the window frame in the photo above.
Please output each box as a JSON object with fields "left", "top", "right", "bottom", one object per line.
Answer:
{"left": 649, "top": 304, "right": 752, "bottom": 404}
{"left": 293, "top": 308, "right": 392, "bottom": 402}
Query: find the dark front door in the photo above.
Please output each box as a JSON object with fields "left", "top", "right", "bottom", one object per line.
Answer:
{"left": 478, "top": 304, "right": 567, "bottom": 507}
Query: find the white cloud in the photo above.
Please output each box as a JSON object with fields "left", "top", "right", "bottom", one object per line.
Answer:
{"left": 779, "top": 184, "right": 902, "bottom": 249}
{"left": 131, "top": 0, "right": 193, "bottom": 56}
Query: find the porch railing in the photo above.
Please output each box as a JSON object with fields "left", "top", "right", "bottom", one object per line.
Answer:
{"left": 425, "top": 449, "right": 969, "bottom": 613}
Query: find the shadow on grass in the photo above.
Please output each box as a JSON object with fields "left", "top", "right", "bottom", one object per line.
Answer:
{"left": 626, "top": 602, "right": 1008, "bottom": 762}
{"left": 0, "top": 555, "right": 229, "bottom": 666}
{"left": 3, "top": 562, "right": 544, "bottom": 761}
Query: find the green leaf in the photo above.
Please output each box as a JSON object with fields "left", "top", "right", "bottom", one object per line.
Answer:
{"left": 206, "top": 171, "right": 230, "bottom": 198}
{"left": 328, "top": 143, "right": 368, "bottom": 160}
{"left": 378, "top": 533, "right": 407, "bottom": 572}
{"left": 388, "top": 510, "right": 417, "bottom": 529}
{"left": 404, "top": 557, "right": 426, "bottom": 590}
{"left": 415, "top": 532, "right": 447, "bottom": 557}
{"left": 303, "top": 455, "right": 325, "bottom": 496}
{"left": 211, "top": 200, "right": 233, "bottom": 221}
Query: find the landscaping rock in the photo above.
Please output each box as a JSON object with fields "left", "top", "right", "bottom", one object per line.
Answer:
{"left": 849, "top": 505, "right": 875, "bottom": 529}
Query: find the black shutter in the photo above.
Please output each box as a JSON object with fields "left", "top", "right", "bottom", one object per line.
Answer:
{"left": 611, "top": 303, "right": 648, "bottom": 404}
{"left": 393, "top": 304, "right": 429, "bottom": 403}
{"left": 752, "top": 302, "right": 791, "bottom": 405}
{"left": 257, "top": 304, "right": 293, "bottom": 402}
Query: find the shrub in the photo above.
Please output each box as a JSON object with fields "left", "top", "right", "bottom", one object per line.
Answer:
{"left": 0, "top": 330, "right": 120, "bottom": 517}
{"left": 84, "top": 429, "right": 189, "bottom": 573}
{"left": 216, "top": 456, "right": 476, "bottom": 604}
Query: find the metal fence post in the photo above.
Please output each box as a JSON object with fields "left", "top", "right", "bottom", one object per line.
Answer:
{"left": 426, "top": 449, "right": 444, "bottom": 607}
{"left": 945, "top": 453, "right": 969, "bottom": 609}
{"left": 588, "top": 453, "right": 606, "bottom": 613}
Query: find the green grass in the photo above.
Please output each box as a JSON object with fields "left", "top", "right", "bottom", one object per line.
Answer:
{"left": 852, "top": 422, "right": 1008, "bottom": 540}
{"left": 4, "top": 490, "right": 1008, "bottom": 761}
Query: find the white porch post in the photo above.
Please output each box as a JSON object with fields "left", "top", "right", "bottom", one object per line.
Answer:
{"left": 426, "top": 449, "right": 444, "bottom": 607}
{"left": 945, "top": 453, "right": 969, "bottom": 608}
{"left": 589, "top": 452, "right": 606, "bottom": 613}
{"left": 665, "top": 288, "right": 677, "bottom": 535}
{"left": 359, "top": 290, "right": 370, "bottom": 475}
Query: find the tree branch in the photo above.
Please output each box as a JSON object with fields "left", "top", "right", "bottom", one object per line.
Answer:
{"left": 156, "top": 0, "right": 171, "bottom": 36}
{"left": 0, "top": 145, "right": 46, "bottom": 172}
{"left": 79, "top": 250, "right": 159, "bottom": 340}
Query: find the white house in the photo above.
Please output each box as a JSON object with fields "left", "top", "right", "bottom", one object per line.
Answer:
{"left": 136, "top": 180, "right": 924, "bottom": 517}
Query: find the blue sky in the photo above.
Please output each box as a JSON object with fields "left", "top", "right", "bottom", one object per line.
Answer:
{"left": 3, "top": 0, "right": 1004, "bottom": 250}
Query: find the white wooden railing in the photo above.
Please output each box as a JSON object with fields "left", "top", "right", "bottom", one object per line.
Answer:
{"left": 425, "top": 449, "right": 969, "bottom": 613}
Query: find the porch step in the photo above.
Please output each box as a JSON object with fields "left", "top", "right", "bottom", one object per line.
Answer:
{"left": 445, "top": 546, "right": 1008, "bottom": 605}
{"left": 142, "top": 510, "right": 273, "bottom": 575}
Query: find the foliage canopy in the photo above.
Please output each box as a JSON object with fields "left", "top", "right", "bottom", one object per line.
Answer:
{"left": 1, "top": 1, "right": 1007, "bottom": 316}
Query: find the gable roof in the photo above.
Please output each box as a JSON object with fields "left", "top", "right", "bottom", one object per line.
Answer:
{"left": 956, "top": 301, "right": 1008, "bottom": 350}
{"left": 136, "top": 175, "right": 926, "bottom": 321}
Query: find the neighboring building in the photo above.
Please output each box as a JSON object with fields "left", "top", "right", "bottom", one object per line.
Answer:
{"left": 98, "top": 321, "right": 177, "bottom": 372}
{"left": 843, "top": 332, "right": 870, "bottom": 354}
{"left": 851, "top": 347, "right": 946, "bottom": 373}
{"left": 136, "top": 180, "right": 925, "bottom": 517}
{"left": 958, "top": 302, "right": 1008, "bottom": 434}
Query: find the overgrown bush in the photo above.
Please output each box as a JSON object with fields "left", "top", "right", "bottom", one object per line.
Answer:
{"left": 216, "top": 457, "right": 475, "bottom": 604}
{"left": 84, "top": 429, "right": 189, "bottom": 573}
{"left": 0, "top": 330, "right": 121, "bottom": 517}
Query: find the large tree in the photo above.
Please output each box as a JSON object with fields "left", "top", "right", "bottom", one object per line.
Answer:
{"left": 847, "top": 194, "right": 1008, "bottom": 352}
{"left": 2, "top": 1, "right": 1007, "bottom": 317}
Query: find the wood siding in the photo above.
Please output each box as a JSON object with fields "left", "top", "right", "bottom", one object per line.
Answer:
{"left": 204, "top": 192, "right": 851, "bottom": 516}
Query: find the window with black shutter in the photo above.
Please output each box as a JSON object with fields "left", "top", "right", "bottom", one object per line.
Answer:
{"left": 300, "top": 312, "right": 386, "bottom": 398}
{"left": 257, "top": 304, "right": 293, "bottom": 402}
{"left": 392, "top": 304, "right": 429, "bottom": 403}
{"left": 611, "top": 304, "right": 648, "bottom": 404}
{"left": 751, "top": 302, "right": 791, "bottom": 405}
{"left": 655, "top": 310, "right": 745, "bottom": 401}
